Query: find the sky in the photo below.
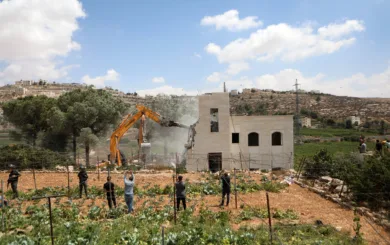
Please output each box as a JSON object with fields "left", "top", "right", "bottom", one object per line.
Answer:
{"left": 0, "top": 0, "right": 389, "bottom": 98}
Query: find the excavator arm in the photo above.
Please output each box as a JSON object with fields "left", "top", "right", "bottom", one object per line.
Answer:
{"left": 108, "top": 104, "right": 197, "bottom": 167}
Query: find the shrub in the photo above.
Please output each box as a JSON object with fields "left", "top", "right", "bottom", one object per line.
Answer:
{"left": 303, "top": 149, "right": 333, "bottom": 178}
{"left": 0, "top": 144, "right": 72, "bottom": 170}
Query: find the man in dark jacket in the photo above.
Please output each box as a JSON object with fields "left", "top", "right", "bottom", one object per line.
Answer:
{"left": 376, "top": 140, "right": 383, "bottom": 154}
{"left": 175, "top": 175, "right": 186, "bottom": 211}
{"left": 78, "top": 165, "right": 88, "bottom": 198}
{"left": 103, "top": 176, "right": 116, "bottom": 209}
{"left": 7, "top": 164, "right": 21, "bottom": 199}
{"left": 220, "top": 172, "right": 231, "bottom": 207}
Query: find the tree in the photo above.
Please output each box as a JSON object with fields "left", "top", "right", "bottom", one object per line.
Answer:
{"left": 55, "top": 88, "right": 127, "bottom": 163}
{"left": 78, "top": 128, "right": 99, "bottom": 167}
{"left": 346, "top": 119, "right": 352, "bottom": 129}
{"left": 2, "top": 96, "right": 57, "bottom": 146}
{"left": 326, "top": 119, "right": 336, "bottom": 126}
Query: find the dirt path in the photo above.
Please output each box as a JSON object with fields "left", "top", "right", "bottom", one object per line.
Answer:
{"left": 1, "top": 172, "right": 389, "bottom": 244}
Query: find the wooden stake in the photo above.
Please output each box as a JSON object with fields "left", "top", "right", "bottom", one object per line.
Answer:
{"left": 266, "top": 192, "right": 273, "bottom": 244}
{"left": 173, "top": 175, "right": 176, "bottom": 224}
{"left": 66, "top": 160, "right": 70, "bottom": 199}
{"left": 161, "top": 225, "right": 165, "bottom": 245}
{"left": 1, "top": 180, "right": 5, "bottom": 232}
{"left": 234, "top": 168, "right": 238, "bottom": 209}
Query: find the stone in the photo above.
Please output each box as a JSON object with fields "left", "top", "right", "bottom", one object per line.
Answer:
{"left": 335, "top": 226, "right": 342, "bottom": 232}
{"left": 330, "top": 178, "right": 343, "bottom": 187}
{"left": 334, "top": 185, "right": 348, "bottom": 193}
{"left": 320, "top": 176, "right": 332, "bottom": 183}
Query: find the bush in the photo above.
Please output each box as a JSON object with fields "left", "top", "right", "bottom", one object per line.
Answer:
{"left": 303, "top": 149, "right": 333, "bottom": 179}
{"left": 0, "top": 144, "right": 72, "bottom": 170}
{"left": 349, "top": 154, "right": 390, "bottom": 209}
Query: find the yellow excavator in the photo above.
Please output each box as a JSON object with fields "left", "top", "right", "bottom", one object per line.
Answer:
{"left": 97, "top": 104, "right": 196, "bottom": 169}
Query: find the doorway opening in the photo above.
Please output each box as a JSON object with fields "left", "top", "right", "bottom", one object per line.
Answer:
{"left": 208, "top": 153, "right": 222, "bottom": 173}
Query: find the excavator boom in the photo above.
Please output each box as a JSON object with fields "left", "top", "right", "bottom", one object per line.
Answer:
{"left": 108, "top": 104, "right": 196, "bottom": 167}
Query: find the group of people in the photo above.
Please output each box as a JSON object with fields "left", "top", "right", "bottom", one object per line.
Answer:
{"left": 80, "top": 167, "right": 233, "bottom": 213}
{"left": 2, "top": 164, "right": 233, "bottom": 213}
{"left": 359, "top": 136, "right": 390, "bottom": 154}
{"left": 77, "top": 166, "right": 136, "bottom": 212}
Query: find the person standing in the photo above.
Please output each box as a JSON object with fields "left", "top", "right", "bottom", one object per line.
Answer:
{"left": 124, "top": 170, "right": 135, "bottom": 213}
{"left": 220, "top": 172, "right": 231, "bottom": 207}
{"left": 376, "top": 139, "right": 383, "bottom": 154}
{"left": 7, "top": 164, "right": 21, "bottom": 199}
{"left": 359, "top": 142, "right": 367, "bottom": 153}
{"left": 78, "top": 165, "right": 88, "bottom": 198}
{"left": 175, "top": 175, "right": 186, "bottom": 211}
{"left": 103, "top": 176, "right": 116, "bottom": 209}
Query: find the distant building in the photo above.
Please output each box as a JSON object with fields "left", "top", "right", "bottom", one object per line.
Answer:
{"left": 15, "top": 80, "right": 32, "bottom": 86}
{"left": 230, "top": 89, "right": 238, "bottom": 96}
{"left": 347, "top": 116, "right": 361, "bottom": 126}
{"left": 301, "top": 117, "right": 311, "bottom": 128}
{"left": 242, "top": 88, "right": 251, "bottom": 94}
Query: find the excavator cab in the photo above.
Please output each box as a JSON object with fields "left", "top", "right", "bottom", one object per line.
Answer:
{"left": 107, "top": 150, "right": 127, "bottom": 166}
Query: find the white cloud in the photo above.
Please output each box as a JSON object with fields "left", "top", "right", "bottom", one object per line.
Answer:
{"left": 81, "top": 69, "right": 119, "bottom": 88}
{"left": 253, "top": 67, "right": 390, "bottom": 98}
{"left": 207, "top": 72, "right": 224, "bottom": 83}
{"left": 0, "top": 0, "right": 85, "bottom": 84}
{"left": 226, "top": 62, "right": 250, "bottom": 75}
{"left": 224, "top": 77, "right": 254, "bottom": 92}
{"left": 152, "top": 77, "right": 165, "bottom": 83}
{"left": 137, "top": 85, "right": 199, "bottom": 97}
{"left": 205, "top": 20, "right": 364, "bottom": 64}
{"left": 201, "top": 9, "right": 262, "bottom": 31}
{"left": 205, "top": 43, "right": 221, "bottom": 55}
{"left": 318, "top": 20, "right": 365, "bottom": 39}
{"left": 194, "top": 52, "right": 202, "bottom": 59}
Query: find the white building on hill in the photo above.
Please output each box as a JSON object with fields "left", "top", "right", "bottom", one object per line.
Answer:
{"left": 347, "top": 116, "right": 361, "bottom": 126}
{"left": 186, "top": 92, "right": 294, "bottom": 172}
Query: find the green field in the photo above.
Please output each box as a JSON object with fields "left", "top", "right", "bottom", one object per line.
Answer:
{"left": 300, "top": 127, "right": 377, "bottom": 138}
{"left": 294, "top": 141, "right": 376, "bottom": 159}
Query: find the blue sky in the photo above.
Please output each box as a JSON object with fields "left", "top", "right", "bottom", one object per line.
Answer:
{"left": 0, "top": 0, "right": 389, "bottom": 97}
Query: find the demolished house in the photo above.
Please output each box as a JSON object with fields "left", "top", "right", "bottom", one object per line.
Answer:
{"left": 186, "top": 92, "right": 294, "bottom": 172}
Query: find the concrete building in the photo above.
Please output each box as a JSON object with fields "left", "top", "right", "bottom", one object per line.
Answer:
{"left": 347, "top": 116, "right": 361, "bottom": 126}
{"left": 186, "top": 92, "right": 294, "bottom": 172}
{"left": 301, "top": 117, "right": 311, "bottom": 128}
{"left": 230, "top": 89, "right": 238, "bottom": 96}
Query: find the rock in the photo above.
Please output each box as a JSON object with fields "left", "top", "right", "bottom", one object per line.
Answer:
{"left": 330, "top": 178, "right": 343, "bottom": 187}
{"left": 334, "top": 185, "right": 348, "bottom": 193}
{"left": 320, "top": 176, "right": 332, "bottom": 183}
{"left": 335, "top": 226, "right": 342, "bottom": 232}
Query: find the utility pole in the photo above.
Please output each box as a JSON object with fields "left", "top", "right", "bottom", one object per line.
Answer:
{"left": 293, "top": 79, "right": 301, "bottom": 139}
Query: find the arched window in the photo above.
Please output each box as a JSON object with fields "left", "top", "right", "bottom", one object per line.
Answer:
{"left": 272, "top": 132, "right": 282, "bottom": 146}
{"left": 248, "top": 132, "right": 259, "bottom": 146}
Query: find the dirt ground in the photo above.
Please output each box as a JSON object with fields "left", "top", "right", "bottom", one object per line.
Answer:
{"left": 1, "top": 171, "right": 389, "bottom": 244}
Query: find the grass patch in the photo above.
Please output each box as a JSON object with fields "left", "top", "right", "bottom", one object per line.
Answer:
{"left": 301, "top": 127, "right": 375, "bottom": 138}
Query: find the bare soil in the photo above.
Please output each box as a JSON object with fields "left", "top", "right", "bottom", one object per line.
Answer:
{"left": 1, "top": 171, "right": 389, "bottom": 244}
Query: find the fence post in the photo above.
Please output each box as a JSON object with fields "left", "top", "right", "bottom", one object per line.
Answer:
{"left": 266, "top": 192, "right": 273, "bottom": 244}
{"left": 248, "top": 154, "right": 251, "bottom": 176}
{"left": 66, "top": 160, "right": 70, "bottom": 199}
{"left": 234, "top": 168, "right": 237, "bottom": 209}
{"left": 97, "top": 156, "right": 100, "bottom": 181}
{"left": 161, "top": 225, "right": 165, "bottom": 245}
{"left": 31, "top": 159, "right": 37, "bottom": 191}
{"left": 173, "top": 175, "right": 176, "bottom": 225}
{"left": 1, "top": 180, "right": 5, "bottom": 232}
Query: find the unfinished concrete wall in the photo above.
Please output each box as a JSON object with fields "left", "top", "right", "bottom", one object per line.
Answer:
{"left": 187, "top": 93, "right": 230, "bottom": 171}
{"left": 186, "top": 93, "right": 294, "bottom": 172}
{"left": 229, "top": 115, "right": 294, "bottom": 170}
